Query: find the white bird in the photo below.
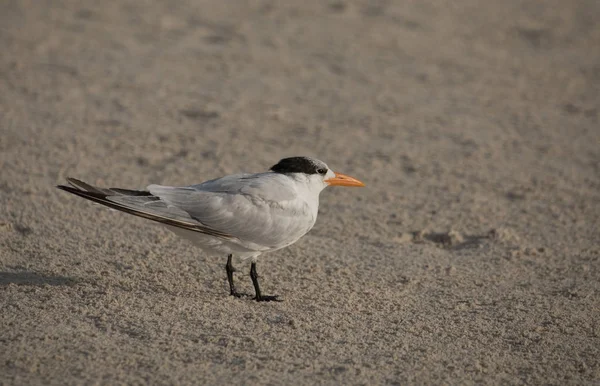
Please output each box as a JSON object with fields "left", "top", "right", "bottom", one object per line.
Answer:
{"left": 57, "top": 156, "right": 365, "bottom": 301}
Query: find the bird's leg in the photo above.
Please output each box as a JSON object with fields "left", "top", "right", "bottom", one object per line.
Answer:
{"left": 250, "top": 262, "right": 280, "bottom": 302}
{"left": 225, "top": 254, "right": 243, "bottom": 298}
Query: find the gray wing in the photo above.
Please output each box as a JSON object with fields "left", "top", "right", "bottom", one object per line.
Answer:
{"left": 57, "top": 178, "right": 234, "bottom": 239}
{"left": 148, "top": 173, "right": 313, "bottom": 248}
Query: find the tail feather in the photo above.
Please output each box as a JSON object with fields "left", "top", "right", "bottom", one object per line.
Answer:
{"left": 66, "top": 178, "right": 152, "bottom": 197}
{"left": 66, "top": 178, "right": 112, "bottom": 195}
{"left": 57, "top": 178, "right": 234, "bottom": 239}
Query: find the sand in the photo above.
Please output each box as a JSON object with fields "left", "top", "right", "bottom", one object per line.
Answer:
{"left": 1, "top": 0, "right": 599, "bottom": 384}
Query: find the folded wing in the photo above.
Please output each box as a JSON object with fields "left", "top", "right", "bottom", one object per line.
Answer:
{"left": 57, "top": 178, "right": 234, "bottom": 239}
{"left": 58, "top": 174, "right": 312, "bottom": 249}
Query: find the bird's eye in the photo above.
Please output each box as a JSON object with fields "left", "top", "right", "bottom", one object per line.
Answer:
{"left": 317, "top": 168, "right": 327, "bottom": 175}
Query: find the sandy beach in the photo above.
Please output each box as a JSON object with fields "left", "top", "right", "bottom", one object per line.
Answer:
{"left": 1, "top": 0, "right": 599, "bottom": 384}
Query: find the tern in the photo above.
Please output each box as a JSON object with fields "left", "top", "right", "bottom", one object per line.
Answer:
{"left": 57, "top": 156, "right": 365, "bottom": 301}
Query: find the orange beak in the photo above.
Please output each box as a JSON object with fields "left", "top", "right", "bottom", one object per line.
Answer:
{"left": 325, "top": 172, "right": 365, "bottom": 187}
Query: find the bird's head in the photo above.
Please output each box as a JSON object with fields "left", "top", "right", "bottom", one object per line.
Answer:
{"left": 270, "top": 156, "right": 365, "bottom": 192}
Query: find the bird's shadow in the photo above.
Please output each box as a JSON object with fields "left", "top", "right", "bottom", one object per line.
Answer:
{"left": 0, "top": 270, "right": 77, "bottom": 286}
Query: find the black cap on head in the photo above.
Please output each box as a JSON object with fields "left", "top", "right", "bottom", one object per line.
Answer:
{"left": 270, "top": 157, "right": 327, "bottom": 175}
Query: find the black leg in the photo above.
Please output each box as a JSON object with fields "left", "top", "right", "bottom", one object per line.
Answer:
{"left": 225, "top": 254, "right": 243, "bottom": 298}
{"left": 250, "top": 262, "right": 280, "bottom": 302}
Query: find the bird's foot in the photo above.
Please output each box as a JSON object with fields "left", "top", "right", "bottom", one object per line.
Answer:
{"left": 254, "top": 294, "right": 281, "bottom": 302}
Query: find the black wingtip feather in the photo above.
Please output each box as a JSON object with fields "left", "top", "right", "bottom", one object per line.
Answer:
{"left": 110, "top": 188, "right": 153, "bottom": 196}
{"left": 57, "top": 184, "right": 107, "bottom": 199}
